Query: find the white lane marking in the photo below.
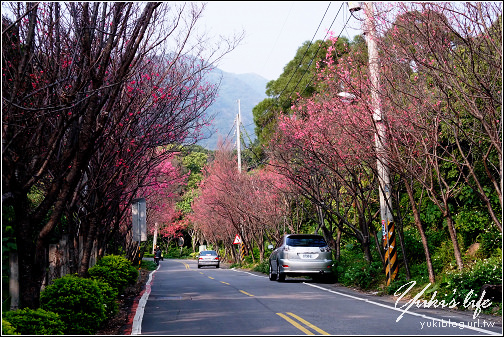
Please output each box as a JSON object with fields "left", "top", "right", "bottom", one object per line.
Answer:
{"left": 131, "top": 266, "right": 158, "bottom": 335}
{"left": 229, "top": 268, "right": 266, "bottom": 278}
{"left": 305, "top": 283, "right": 499, "bottom": 335}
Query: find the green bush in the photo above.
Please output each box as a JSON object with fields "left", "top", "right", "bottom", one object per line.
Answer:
{"left": 141, "top": 259, "right": 158, "bottom": 271}
{"left": 437, "top": 255, "right": 502, "bottom": 307}
{"left": 340, "top": 260, "right": 382, "bottom": 289}
{"left": 88, "top": 255, "right": 138, "bottom": 294}
{"left": 2, "top": 308, "right": 65, "bottom": 335}
{"left": 480, "top": 229, "right": 502, "bottom": 257}
{"left": 337, "top": 244, "right": 383, "bottom": 289}
{"left": 408, "top": 261, "right": 431, "bottom": 284}
{"left": 95, "top": 279, "right": 119, "bottom": 316}
{"left": 1, "top": 318, "right": 19, "bottom": 335}
{"left": 163, "top": 245, "right": 193, "bottom": 258}
{"left": 252, "top": 259, "right": 269, "bottom": 274}
{"left": 400, "top": 229, "right": 426, "bottom": 264}
{"left": 430, "top": 240, "right": 457, "bottom": 274}
{"left": 40, "top": 274, "right": 108, "bottom": 334}
{"left": 386, "top": 273, "right": 410, "bottom": 295}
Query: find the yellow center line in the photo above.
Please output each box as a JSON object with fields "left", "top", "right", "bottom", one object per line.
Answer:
{"left": 220, "top": 281, "right": 230, "bottom": 285}
{"left": 287, "top": 312, "right": 330, "bottom": 335}
{"left": 208, "top": 276, "right": 214, "bottom": 279}
{"left": 176, "top": 261, "right": 191, "bottom": 270}
{"left": 276, "top": 313, "right": 314, "bottom": 335}
{"left": 239, "top": 290, "right": 254, "bottom": 297}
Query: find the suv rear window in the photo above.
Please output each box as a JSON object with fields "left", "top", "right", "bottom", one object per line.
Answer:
{"left": 286, "top": 235, "right": 327, "bottom": 247}
{"left": 201, "top": 251, "right": 217, "bottom": 256}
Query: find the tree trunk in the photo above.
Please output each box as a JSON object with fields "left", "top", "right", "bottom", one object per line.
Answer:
{"left": 395, "top": 219, "right": 411, "bottom": 280}
{"left": 335, "top": 228, "right": 342, "bottom": 262}
{"left": 14, "top": 192, "right": 45, "bottom": 309}
{"left": 445, "top": 209, "right": 464, "bottom": 271}
{"left": 67, "top": 221, "right": 79, "bottom": 275}
{"left": 361, "top": 238, "right": 373, "bottom": 263}
{"left": 78, "top": 215, "right": 98, "bottom": 276}
{"left": 394, "top": 190, "right": 411, "bottom": 280}
{"left": 9, "top": 251, "right": 19, "bottom": 310}
{"left": 403, "top": 177, "right": 435, "bottom": 283}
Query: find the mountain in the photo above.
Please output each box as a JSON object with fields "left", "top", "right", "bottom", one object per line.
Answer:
{"left": 197, "top": 69, "right": 269, "bottom": 150}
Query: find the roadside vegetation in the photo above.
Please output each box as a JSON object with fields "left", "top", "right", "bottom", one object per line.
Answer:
{"left": 2, "top": 255, "right": 142, "bottom": 335}
{"left": 2, "top": 1, "right": 501, "bottom": 330}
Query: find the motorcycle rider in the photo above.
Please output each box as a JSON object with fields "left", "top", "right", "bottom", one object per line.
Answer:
{"left": 154, "top": 245, "right": 162, "bottom": 266}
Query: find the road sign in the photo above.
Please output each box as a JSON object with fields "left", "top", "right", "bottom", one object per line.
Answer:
{"left": 233, "top": 234, "right": 242, "bottom": 244}
{"left": 132, "top": 198, "right": 146, "bottom": 242}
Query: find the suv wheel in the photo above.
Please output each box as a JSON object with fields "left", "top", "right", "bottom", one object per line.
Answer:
{"left": 277, "top": 263, "right": 285, "bottom": 282}
{"left": 269, "top": 263, "right": 277, "bottom": 281}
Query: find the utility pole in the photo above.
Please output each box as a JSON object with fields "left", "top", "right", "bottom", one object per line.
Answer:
{"left": 354, "top": 2, "right": 397, "bottom": 285}
{"left": 236, "top": 99, "right": 242, "bottom": 173}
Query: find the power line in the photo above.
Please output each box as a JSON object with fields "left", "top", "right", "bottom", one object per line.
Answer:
{"left": 260, "top": 2, "right": 295, "bottom": 76}
{"left": 260, "top": 2, "right": 348, "bottom": 119}
{"left": 276, "top": 2, "right": 334, "bottom": 100}
{"left": 226, "top": 117, "right": 236, "bottom": 143}
{"left": 287, "top": 2, "right": 345, "bottom": 99}
{"left": 242, "top": 2, "right": 354, "bottom": 165}
{"left": 295, "top": 13, "right": 352, "bottom": 99}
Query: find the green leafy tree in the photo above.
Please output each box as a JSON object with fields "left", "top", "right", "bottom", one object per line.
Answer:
{"left": 253, "top": 38, "right": 351, "bottom": 147}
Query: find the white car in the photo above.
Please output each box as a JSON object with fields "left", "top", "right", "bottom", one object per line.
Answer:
{"left": 268, "top": 234, "right": 333, "bottom": 282}
{"left": 197, "top": 250, "right": 220, "bottom": 268}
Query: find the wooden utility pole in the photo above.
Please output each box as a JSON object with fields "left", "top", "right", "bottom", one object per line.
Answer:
{"left": 236, "top": 99, "right": 242, "bottom": 173}
{"left": 360, "top": 2, "right": 398, "bottom": 285}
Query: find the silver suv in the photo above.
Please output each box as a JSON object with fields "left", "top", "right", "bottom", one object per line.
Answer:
{"left": 268, "top": 234, "right": 333, "bottom": 282}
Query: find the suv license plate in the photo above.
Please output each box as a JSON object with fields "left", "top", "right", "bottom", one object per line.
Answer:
{"left": 301, "top": 254, "right": 314, "bottom": 259}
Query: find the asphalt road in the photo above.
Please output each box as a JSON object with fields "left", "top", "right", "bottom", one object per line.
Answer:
{"left": 132, "top": 259, "right": 502, "bottom": 335}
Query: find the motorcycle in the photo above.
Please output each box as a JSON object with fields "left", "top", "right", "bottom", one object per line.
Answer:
{"left": 154, "top": 247, "right": 163, "bottom": 266}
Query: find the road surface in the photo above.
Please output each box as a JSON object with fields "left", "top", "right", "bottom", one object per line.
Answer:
{"left": 132, "top": 259, "right": 502, "bottom": 335}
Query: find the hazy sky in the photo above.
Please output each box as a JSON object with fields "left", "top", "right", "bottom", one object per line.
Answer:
{"left": 198, "top": 1, "right": 362, "bottom": 81}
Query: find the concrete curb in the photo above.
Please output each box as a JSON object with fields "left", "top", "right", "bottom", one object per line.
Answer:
{"left": 123, "top": 266, "right": 158, "bottom": 335}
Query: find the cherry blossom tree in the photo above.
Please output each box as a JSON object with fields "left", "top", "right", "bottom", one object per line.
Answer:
{"left": 189, "top": 141, "right": 291, "bottom": 262}
{"left": 267, "top": 2, "right": 501, "bottom": 278}
{"left": 371, "top": 2, "right": 502, "bottom": 271}
{"left": 267, "top": 35, "right": 383, "bottom": 263}
{"left": 2, "top": 2, "right": 242, "bottom": 308}
{"left": 375, "top": 2, "right": 501, "bottom": 232}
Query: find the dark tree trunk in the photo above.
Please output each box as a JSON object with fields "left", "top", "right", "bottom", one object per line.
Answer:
{"left": 403, "top": 177, "right": 435, "bottom": 283}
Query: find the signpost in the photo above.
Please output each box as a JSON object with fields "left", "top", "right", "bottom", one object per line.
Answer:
{"left": 233, "top": 234, "right": 243, "bottom": 261}
{"left": 132, "top": 198, "right": 146, "bottom": 269}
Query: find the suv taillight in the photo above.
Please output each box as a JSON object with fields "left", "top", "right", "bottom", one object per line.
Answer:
{"left": 320, "top": 246, "right": 331, "bottom": 252}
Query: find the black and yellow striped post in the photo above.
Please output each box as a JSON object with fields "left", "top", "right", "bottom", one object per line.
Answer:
{"left": 240, "top": 243, "right": 245, "bottom": 261}
{"left": 383, "top": 221, "right": 398, "bottom": 286}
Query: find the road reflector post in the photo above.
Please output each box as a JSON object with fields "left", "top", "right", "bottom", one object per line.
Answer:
{"left": 384, "top": 221, "right": 398, "bottom": 286}
{"left": 240, "top": 243, "right": 245, "bottom": 261}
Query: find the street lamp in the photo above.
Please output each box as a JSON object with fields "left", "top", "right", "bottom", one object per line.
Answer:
{"left": 337, "top": 91, "right": 356, "bottom": 104}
